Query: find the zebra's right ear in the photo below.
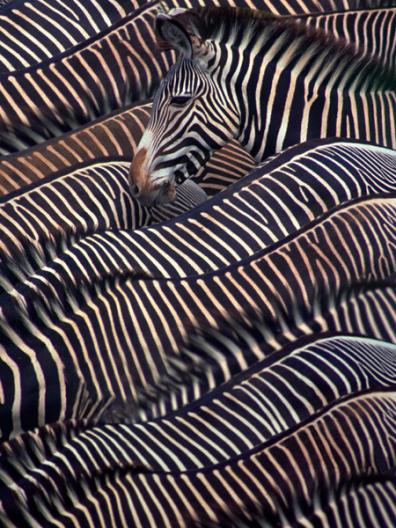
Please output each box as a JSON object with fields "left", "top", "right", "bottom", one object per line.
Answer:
{"left": 156, "top": 13, "right": 193, "bottom": 59}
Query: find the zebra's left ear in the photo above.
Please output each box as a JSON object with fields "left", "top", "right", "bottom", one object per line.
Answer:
{"left": 156, "top": 13, "right": 194, "bottom": 59}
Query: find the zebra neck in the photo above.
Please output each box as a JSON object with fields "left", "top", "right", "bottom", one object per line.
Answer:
{"left": 210, "top": 26, "right": 394, "bottom": 162}
{"left": 206, "top": 11, "right": 393, "bottom": 91}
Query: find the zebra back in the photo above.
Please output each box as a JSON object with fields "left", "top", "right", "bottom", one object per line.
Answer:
{"left": 0, "top": 331, "right": 395, "bottom": 526}
{"left": 3, "top": 139, "right": 387, "bottom": 278}
{"left": 0, "top": 0, "right": 145, "bottom": 73}
{"left": 1, "top": 140, "right": 396, "bottom": 440}
{"left": 130, "top": 5, "right": 396, "bottom": 206}
{"left": 1, "top": 2, "right": 395, "bottom": 157}
{"left": 0, "top": 1, "right": 175, "bottom": 155}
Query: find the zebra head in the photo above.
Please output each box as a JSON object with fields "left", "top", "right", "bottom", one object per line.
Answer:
{"left": 129, "top": 9, "right": 240, "bottom": 206}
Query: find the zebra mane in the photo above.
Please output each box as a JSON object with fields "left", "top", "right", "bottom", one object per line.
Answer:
{"left": 185, "top": 6, "right": 395, "bottom": 90}
{"left": 191, "top": 6, "right": 357, "bottom": 52}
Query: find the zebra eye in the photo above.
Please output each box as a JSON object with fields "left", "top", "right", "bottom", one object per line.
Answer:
{"left": 170, "top": 95, "right": 191, "bottom": 107}
{"left": 175, "top": 172, "right": 185, "bottom": 184}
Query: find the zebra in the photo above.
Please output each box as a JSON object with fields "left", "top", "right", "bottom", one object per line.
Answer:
{"left": 2, "top": 138, "right": 396, "bottom": 280}
{"left": 0, "top": 0, "right": 392, "bottom": 162}
{"left": 103, "top": 331, "right": 396, "bottom": 462}
{"left": 5, "top": 5, "right": 393, "bottom": 196}
{"left": 1, "top": 139, "right": 396, "bottom": 440}
{"left": 296, "top": 7, "right": 396, "bottom": 72}
{"left": 0, "top": 1, "right": 177, "bottom": 155}
{"left": 0, "top": 0, "right": 145, "bottom": 73}
{"left": 0, "top": 3, "right": 394, "bottom": 157}
{"left": 0, "top": 4, "right": 395, "bottom": 525}
{"left": 0, "top": 327, "right": 395, "bottom": 526}
{"left": 129, "top": 6, "right": 396, "bottom": 205}
{"left": 10, "top": 3, "right": 396, "bottom": 195}
{"left": 0, "top": 156, "right": 207, "bottom": 268}
{"left": 0, "top": 98, "right": 254, "bottom": 200}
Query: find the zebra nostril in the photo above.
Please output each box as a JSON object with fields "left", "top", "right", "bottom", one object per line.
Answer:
{"left": 130, "top": 183, "right": 140, "bottom": 197}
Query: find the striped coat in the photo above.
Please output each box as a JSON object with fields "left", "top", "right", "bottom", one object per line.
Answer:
{"left": 2, "top": 6, "right": 394, "bottom": 196}
{"left": 0, "top": 1, "right": 175, "bottom": 154}
{"left": 297, "top": 7, "right": 396, "bottom": 72}
{"left": 0, "top": 100, "right": 254, "bottom": 198}
{"left": 1, "top": 3, "right": 394, "bottom": 157}
{"left": 129, "top": 6, "right": 396, "bottom": 205}
{"left": 0, "top": 0, "right": 144, "bottom": 73}
{"left": 1, "top": 139, "right": 396, "bottom": 441}
{"left": 0, "top": 3, "right": 396, "bottom": 526}
{"left": 0, "top": 156, "right": 207, "bottom": 261}
{"left": 0, "top": 332, "right": 395, "bottom": 526}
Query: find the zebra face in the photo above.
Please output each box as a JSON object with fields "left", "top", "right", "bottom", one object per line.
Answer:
{"left": 129, "top": 11, "right": 239, "bottom": 206}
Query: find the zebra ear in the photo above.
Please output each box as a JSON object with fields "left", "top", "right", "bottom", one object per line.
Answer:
{"left": 156, "top": 13, "right": 193, "bottom": 59}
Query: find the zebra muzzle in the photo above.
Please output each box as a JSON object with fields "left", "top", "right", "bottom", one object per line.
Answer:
{"left": 129, "top": 150, "right": 177, "bottom": 207}
{"left": 129, "top": 148, "right": 148, "bottom": 191}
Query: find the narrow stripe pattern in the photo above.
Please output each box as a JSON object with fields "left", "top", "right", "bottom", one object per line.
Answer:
{"left": 0, "top": 2, "right": 395, "bottom": 527}
{"left": 0, "top": 139, "right": 395, "bottom": 441}
{"left": 0, "top": 100, "right": 254, "bottom": 198}
{"left": 0, "top": 0, "right": 145, "bottom": 73}
{"left": 0, "top": 1, "right": 176, "bottom": 154}
{"left": 2, "top": 139, "right": 386, "bottom": 281}
{"left": 135, "top": 5, "right": 395, "bottom": 199}
{"left": 299, "top": 7, "right": 396, "bottom": 72}
{"left": 0, "top": 334, "right": 395, "bottom": 526}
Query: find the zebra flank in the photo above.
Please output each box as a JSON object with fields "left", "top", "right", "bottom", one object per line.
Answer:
{"left": 104, "top": 332, "right": 396, "bottom": 460}
{"left": 1, "top": 140, "right": 396, "bottom": 441}
{"left": 0, "top": 337, "right": 395, "bottom": 525}
{"left": 0, "top": 1, "right": 396, "bottom": 526}
{"left": 0, "top": 0, "right": 146, "bottom": 73}
{"left": 0, "top": 102, "right": 151, "bottom": 195}
{"left": 0, "top": 1, "right": 176, "bottom": 155}
{"left": 2, "top": 139, "right": 395, "bottom": 279}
